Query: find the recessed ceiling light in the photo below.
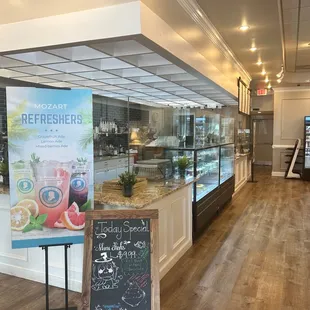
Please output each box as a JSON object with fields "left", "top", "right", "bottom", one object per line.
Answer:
{"left": 261, "top": 70, "right": 266, "bottom": 75}
{"left": 265, "top": 76, "right": 269, "bottom": 83}
{"left": 256, "top": 60, "right": 263, "bottom": 66}
{"left": 250, "top": 47, "right": 257, "bottom": 52}
{"left": 239, "top": 25, "right": 250, "bottom": 31}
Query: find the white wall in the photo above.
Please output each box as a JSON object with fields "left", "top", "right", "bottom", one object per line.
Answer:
{"left": 272, "top": 87, "right": 310, "bottom": 175}
{"left": 252, "top": 95, "right": 274, "bottom": 112}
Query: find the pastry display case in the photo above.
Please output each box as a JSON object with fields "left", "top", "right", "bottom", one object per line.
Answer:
{"left": 220, "top": 144, "right": 234, "bottom": 184}
{"left": 195, "top": 147, "right": 220, "bottom": 201}
{"left": 195, "top": 113, "right": 220, "bottom": 147}
{"left": 220, "top": 117, "right": 234, "bottom": 144}
{"left": 236, "top": 129, "right": 251, "bottom": 155}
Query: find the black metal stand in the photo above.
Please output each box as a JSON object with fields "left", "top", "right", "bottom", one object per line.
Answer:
{"left": 40, "top": 243, "right": 77, "bottom": 310}
{"left": 248, "top": 160, "right": 258, "bottom": 183}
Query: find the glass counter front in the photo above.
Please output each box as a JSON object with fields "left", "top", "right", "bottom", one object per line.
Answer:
{"left": 220, "top": 144, "right": 234, "bottom": 184}
{"left": 196, "top": 147, "right": 219, "bottom": 201}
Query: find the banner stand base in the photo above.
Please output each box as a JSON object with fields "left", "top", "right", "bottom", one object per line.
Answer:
{"left": 39, "top": 243, "right": 78, "bottom": 310}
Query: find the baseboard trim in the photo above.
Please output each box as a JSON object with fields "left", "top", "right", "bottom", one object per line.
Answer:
{"left": 0, "top": 261, "right": 82, "bottom": 292}
{"left": 272, "top": 171, "right": 285, "bottom": 177}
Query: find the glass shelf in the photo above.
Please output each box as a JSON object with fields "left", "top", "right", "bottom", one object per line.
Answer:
{"left": 220, "top": 144, "right": 234, "bottom": 184}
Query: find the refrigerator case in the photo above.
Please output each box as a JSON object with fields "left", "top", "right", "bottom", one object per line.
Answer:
{"left": 195, "top": 147, "right": 220, "bottom": 201}
{"left": 220, "top": 144, "right": 235, "bottom": 184}
{"left": 304, "top": 117, "right": 310, "bottom": 177}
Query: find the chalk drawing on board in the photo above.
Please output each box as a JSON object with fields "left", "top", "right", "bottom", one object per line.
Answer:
{"left": 91, "top": 252, "right": 121, "bottom": 291}
{"left": 121, "top": 281, "right": 146, "bottom": 308}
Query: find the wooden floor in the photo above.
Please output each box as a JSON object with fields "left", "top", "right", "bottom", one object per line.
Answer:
{"left": 2, "top": 167, "right": 310, "bottom": 309}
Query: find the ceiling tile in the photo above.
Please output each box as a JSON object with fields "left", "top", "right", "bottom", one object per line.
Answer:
{"left": 101, "top": 78, "right": 133, "bottom": 85}
{"left": 15, "top": 76, "right": 57, "bottom": 84}
{"left": 132, "top": 76, "right": 166, "bottom": 83}
{"left": 90, "top": 40, "right": 152, "bottom": 57}
{"left": 145, "top": 65, "right": 185, "bottom": 75}
{"left": 46, "top": 46, "right": 109, "bottom": 61}
{"left": 12, "top": 66, "right": 60, "bottom": 76}
{"left": 74, "top": 71, "right": 116, "bottom": 79}
{"left": 300, "top": 6, "right": 310, "bottom": 21}
{"left": 42, "top": 82, "right": 76, "bottom": 88}
{"left": 80, "top": 58, "right": 133, "bottom": 70}
{"left": 0, "top": 56, "right": 31, "bottom": 68}
{"left": 120, "top": 53, "right": 171, "bottom": 67}
{"left": 44, "top": 62, "right": 95, "bottom": 73}
{"left": 7, "top": 51, "right": 67, "bottom": 65}
{"left": 301, "top": 0, "right": 310, "bottom": 7}
{"left": 107, "top": 68, "right": 152, "bottom": 78}
{"left": 72, "top": 80, "right": 106, "bottom": 87}
{"left": 44, "top": 73, "right": 85, "bottom": 82}
{"left": 0, "top": 69, "right": 29, "bottom": 78}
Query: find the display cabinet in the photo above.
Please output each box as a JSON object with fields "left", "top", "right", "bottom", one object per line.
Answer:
{"left": 196, "top": 147, "right": 219, "bottom": 201}
{"left": 195, "top": 114, "right": 220, "bottom": 147}
{"left": 220, "top": 144, "right": 234, "bottom": 184}
{"left": 220, "top": 117, "right": 234, "bottom": 144}
{"left": 236, "top": 129, "right": 250, "bottom": 155}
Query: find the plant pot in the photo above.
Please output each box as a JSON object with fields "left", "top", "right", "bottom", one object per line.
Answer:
{"left": 179, "top": 169, "right": 186, "bottom": 179}
{"left": 122, "top": 184, "right": 133, "bottom": 197}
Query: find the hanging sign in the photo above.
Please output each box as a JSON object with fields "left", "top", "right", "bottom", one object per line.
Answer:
{"left": 7, "top": 87, "right": 94, "bottom": 248}
{"left": 82, "top": 210, "right": 159, "bottom": 310}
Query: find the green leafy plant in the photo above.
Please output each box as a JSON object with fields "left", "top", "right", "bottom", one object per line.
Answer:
{"left": 77, "top": 157, "right": 87, "bottom": 165}
{"left": 79, "top": 127, "right": 93, "bottom": 150}
{"left": 177, "top": 156, "right": 190, "bottom": 170}
{"left": 0, "top": 161, "right": 9, "bottom": 176}
{"left": 80, "top": 199, "right": 92, "bottom": 212}
{"left": 23, "top": 214, "right": 48, "bottom": 233}
{"left": 31, "top": 153, "right": 40, "bottom": 164}
{"left": 118, "top": 171, "right": 137, "bottom": 186}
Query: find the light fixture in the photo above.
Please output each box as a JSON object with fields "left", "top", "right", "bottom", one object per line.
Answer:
{"left": 267, "top": 83, "right": 272, "bottom": 89}
{"left": 276, "top": 65, "right": 284, "bottom": 78}
{"left": 265, "top": 76, "right": 269, "bottom": 83}
{"left": 256, "top": 60, "right": 263, "bottom": 66}
{"left": 261, "top": 70, "right": 266, "bottom": 75}
{"left": 250, "top": 46, "right": 257, "bottom": 52}
{"left": 277, "top": 78, "right": 282, "bottom": 83}
{"left": 258, "top": 111, "right": 262, "bottom": 114}
{"left": 239, "top": 25, "right": 250, "bottom": 31}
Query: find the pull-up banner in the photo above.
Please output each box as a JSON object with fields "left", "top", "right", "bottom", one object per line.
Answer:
{"left": 7, "top": 87, "right": 94, "bottom": 248}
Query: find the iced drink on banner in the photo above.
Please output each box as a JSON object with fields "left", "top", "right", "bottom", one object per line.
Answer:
{"left": 34, "top": 161, "right": 72, "bottom": 228}
{"left": 12, "top": 161, "right": 35, "bottom": 201}
{"left": 69, "top": 160, "right": 89, "bottom": 209}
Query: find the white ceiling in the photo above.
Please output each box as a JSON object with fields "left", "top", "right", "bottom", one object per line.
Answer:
{"left": 0, "top": 40, "right": 237, "bottom": 108}
{"left": 281, "top": 0, "right": 310, "bottom": 73}
{"left": 196, "top": 0, "right": 283, "bottom": 89}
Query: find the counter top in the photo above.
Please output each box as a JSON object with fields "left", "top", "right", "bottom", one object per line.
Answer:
{"left": 235, "top": 152, "right": 251, "bottom": 159}
{"left": 95, "top": 178, "right": 196, "bottom": 209}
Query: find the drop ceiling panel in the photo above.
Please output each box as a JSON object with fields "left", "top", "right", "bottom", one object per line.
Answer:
{"left": 12, "top": 66, "right": 60, "bottom": 76}
{"left": 282, "top": 8, "right": 299, "bottom": 23}
{"left": 80, "top": 58, "right": 133, "bottom": 70}
{"left": 90, "top": 40, "right": 152, "bottom": 57}
{"left": 301, "top": 0, "right": 310, "bottom": 7}
{"left": 44, "top": 62, "right": 96, "bottom": 73}
{"left": 0, "top": 56, "right": 31, "bottom": 68}
{"left": 46, "top": 46, "right": 109, "bottom": 61}
{"left": 1, "top": 40, "right": 237, "bottom": 107}
{"left": 300, "top": 6, "right": 310, "bottom": 20}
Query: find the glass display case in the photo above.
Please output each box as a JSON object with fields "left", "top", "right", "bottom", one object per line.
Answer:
{"left": 236, "top": 129, "right": 251, "bottom": 155}
{"left": 220, "top": 144, "right": 234, "bottom": 184}
{"left": 195, "top": 112, "right": 220, "bottom": 147}
{"left": 220, "top": 117, "right": 234, "bottom": 144}
{"left": 196, "top": 147, "right": 220, "bottom": 201}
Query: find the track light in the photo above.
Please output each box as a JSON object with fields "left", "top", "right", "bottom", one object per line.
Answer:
{"left": 276, "top": 66, "right": 284, "bottom": 78}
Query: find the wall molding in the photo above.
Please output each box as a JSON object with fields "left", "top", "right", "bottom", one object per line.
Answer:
{"left": 272, "top": 144, "right": 294, "bottom": 149}
{"left": 177, "top": 0, "right": 251, "bottom": 84}
{"left": 0, "top": 251, "right": 28, "bottom": 262}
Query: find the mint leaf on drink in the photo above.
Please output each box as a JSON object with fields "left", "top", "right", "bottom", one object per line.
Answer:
{"left": 23, "top": 224, "right": 35, "bottom": 233}
{"left": 36, "top": 214, "right": 48, "bottom": 225}
{"left": 30, "top": 215, "right": 36, "bottom": 224}
{"left": 80, "top": 199, "right": 92, "bottom": 212}
{"left": 34, "top": 223, "right": 43, "bottom": 230}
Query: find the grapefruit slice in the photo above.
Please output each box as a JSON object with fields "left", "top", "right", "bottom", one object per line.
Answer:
{"left": 11, "top": 206, "right": 31, "bottom": 231}
{"left": 54, "top": 218, "right": 65, "bottom": 228}
{"left": 16, "top": 199, "right": 39, "bottom": 217}
{"left": 60, "top": 202, "right": 85, "bottom": 230}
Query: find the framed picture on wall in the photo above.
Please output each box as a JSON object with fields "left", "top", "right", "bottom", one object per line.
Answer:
{"left": 238, "top": 77, "right": 251, "bottom": 115}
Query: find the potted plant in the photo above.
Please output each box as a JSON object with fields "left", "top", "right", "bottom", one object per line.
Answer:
{"left": 0, "top": 160, "right": 9, "bottom": 186}
{"left": 118, "top": 171, "right": 137, "bottom": 197}
{"left": 177, "top": 156, "right": 190, "bottom": 179}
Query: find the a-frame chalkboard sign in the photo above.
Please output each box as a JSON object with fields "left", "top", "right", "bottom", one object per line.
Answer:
{"left": 82, "top": 210, "right": 159, "bottom": 310}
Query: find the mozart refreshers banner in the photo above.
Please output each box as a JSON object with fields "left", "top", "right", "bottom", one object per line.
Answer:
{"left": 7, "top": 87, "right": 94, "bottom": 248}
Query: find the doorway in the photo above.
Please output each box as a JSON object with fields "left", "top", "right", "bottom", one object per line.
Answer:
{"left": 252, "top": 113, "right": 274, "bottom": 166}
